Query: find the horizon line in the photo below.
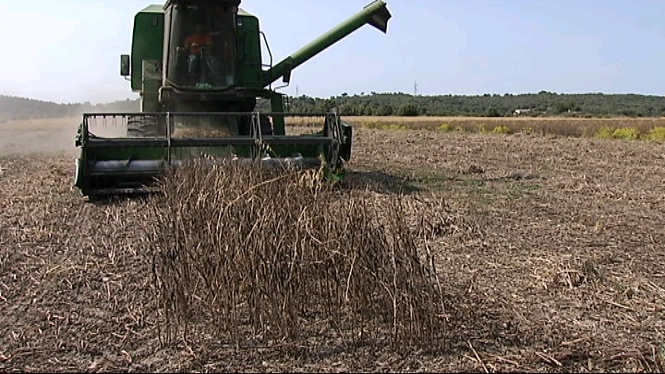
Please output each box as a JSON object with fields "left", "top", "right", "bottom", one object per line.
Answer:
{"left": 2, "top": 90, "right": 665, "bottom": 105}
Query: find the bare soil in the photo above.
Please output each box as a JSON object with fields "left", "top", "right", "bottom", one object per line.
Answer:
{"left": 0, "top": 117, "right": 80, "bottom": 156}
{"left": 1, "top": 118, "right": 664, "bottom": 372}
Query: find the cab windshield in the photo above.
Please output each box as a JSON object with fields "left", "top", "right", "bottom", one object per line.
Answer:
{"left": 166, "top": 4, "right": 237, "bottom": 88}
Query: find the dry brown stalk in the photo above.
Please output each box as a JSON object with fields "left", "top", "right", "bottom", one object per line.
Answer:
{"left": 535, "top": 351, "right": 563, "bottom": 367}
{"left": 468, "top": 340, "right": 489, "bottom": 373}
{"left": 146, "top": 159, "right": 448, "bottom": 347}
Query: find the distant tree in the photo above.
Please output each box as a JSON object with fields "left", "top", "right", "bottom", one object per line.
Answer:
{"left": 486, "top": 107, "right": 501, "bottom": 117}
{"left": 338, "top": 103, "right": 356, "bottom": 116}
{"left": 377, "top": 104, "right": 393, "bottom": 116}
{"left": 554, "top": 102, "right": 569, "bottom": 114}
{"left": 398, "top": 103, "right": 419, "bottom": 116}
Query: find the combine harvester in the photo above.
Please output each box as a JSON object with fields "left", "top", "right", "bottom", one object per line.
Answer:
{"left": 74, "top": 0, "right": 391, "bottom": 196}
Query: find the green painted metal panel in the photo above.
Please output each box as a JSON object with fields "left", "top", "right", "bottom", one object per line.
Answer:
{"left": 130, "top": 6, "right": 165, "bottom": 92}
{"left": 84, "top": 143, "right": 327, "bottom": 164}
{"left": 270, "top": 93, "right": 286, "bottom": 135}
{"left": 236, "top": 14, "right": 263, "bottom": 90}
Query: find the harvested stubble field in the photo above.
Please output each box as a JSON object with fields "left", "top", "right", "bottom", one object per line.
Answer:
{"left": 1, "top": 116, "right": 665, "bottom": 372}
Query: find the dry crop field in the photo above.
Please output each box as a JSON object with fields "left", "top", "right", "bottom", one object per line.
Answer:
{"left": 1, "top": 116, "right": 664, "bottom": 372}
{"left": 289, "top": 115, "right": 665, "bottom": 140}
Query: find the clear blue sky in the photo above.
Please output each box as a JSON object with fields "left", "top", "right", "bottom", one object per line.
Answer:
{"left": 0, "top": 0, "right": 663, "bottom": 104}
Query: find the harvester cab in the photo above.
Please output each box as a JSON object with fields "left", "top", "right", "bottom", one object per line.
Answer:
{"left": 74, "top": 0, "right": 392, "bottom": 196}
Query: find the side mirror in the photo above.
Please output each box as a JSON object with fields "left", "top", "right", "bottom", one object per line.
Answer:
{"left": 120, "top": 54, "right": 130, "bottom": 77}
{"left": 282, "top": 61, "right": 292, "bottom": 84}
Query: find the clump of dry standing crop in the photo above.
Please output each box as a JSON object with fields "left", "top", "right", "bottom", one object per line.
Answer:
{"left": 146, "top": 159, "right": 449, "bottom": 348}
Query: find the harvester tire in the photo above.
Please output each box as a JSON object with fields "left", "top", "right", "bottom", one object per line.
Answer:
{"left": 126, "top": 116, "right": 171, "bottom": 137}
{"left": 259, "top": 114, "right": 273, "bottom": 136}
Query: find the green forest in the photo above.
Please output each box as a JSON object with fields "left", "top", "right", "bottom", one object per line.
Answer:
{"left": 2, "top": 91, "right": 664, "bottom": 122}
{"left": 0, "top": 96, "right": 139, "bottom": 123}
{"left": 266, "top": 91, "right": 665, "bottom": 117}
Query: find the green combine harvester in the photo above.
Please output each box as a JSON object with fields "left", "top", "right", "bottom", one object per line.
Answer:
{"left": 74, "top": 0, "right": 391, "bottom": 196}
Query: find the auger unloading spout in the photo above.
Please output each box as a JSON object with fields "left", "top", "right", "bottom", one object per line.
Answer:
{"left": 263, "top": 0, "right": 392, "bottom": 86}
{"left": 73, "top": 0, "right": 392, "bottom": 197}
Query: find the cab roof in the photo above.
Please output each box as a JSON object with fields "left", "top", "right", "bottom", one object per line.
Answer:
{"left": 140, "top": 4, "right": 164, "bottom": 13}
{"left": 163, "top": 0, "right": 241, "bottom": 9}
{"left": 139, "top": 3, "right": 254, "bottom": 16}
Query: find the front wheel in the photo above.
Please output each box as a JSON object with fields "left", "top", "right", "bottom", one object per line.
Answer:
{"left": 126, "top": 115, "right": 171, "bottom": 137}
{"left": 259, "top": 114, "right": 273, "bottom": 136}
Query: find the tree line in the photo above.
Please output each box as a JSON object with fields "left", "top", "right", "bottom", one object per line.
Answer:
{"left": 264, "top": 91, "right": 665, "bottom": 117}
{"left": 0, "top": 96, "right": 139, "bottom": 123}
{"left": 3, "top": 91, "right": 665, "bottom": 122}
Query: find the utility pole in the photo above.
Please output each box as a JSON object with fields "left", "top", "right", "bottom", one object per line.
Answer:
{"left": 414, "top": 80, "right": 418, "bottom": 96}
{"left": 296, "top": 85, "right": 299, "bottom": 97}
